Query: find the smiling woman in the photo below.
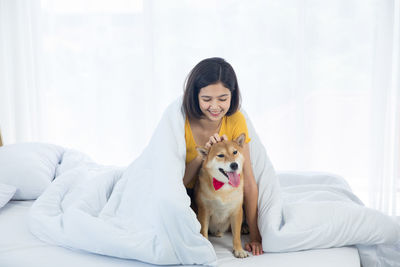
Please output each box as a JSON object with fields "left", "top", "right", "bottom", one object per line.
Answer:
{"left": 182, "top": 57, "right": 262, "bottom": 256}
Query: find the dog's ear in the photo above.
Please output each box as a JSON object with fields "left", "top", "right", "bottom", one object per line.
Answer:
{"left": 196, "top": 146, "right": 208, "bottom": 159}
{"left": 234, "top": 133, "right": 246, "bottom": 147}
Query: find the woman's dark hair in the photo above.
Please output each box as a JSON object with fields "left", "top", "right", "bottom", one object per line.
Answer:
{"left": 183, "top": 57, "right": 241, "bottom": 119}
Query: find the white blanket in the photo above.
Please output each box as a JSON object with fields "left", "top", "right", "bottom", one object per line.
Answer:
{"left": 28, "top": 97, "right": 400, "bottom": 266}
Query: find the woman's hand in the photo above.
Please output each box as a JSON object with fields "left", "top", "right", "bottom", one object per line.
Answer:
{"left": 245, "top": 240, "right": 263, "bottom": 256}
{"left": 204, "top": 133, "right": 228, "bottom": 149}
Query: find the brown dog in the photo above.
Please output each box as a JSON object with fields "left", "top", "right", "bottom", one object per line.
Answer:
{"left": 195, "top": 133, "right": 248, "bottom": 258}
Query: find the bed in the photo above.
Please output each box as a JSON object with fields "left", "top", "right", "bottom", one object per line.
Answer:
{"left": 0, "top": 200, "right": 360, "bottom": 267}
{"left": 0, "top": 103, "right": 398, "bottom": 266}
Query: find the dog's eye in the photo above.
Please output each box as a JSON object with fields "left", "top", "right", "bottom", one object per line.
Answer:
{"left": 217, "top": 154, "right": 224, "bottom": 158}
{"left": 233, "top": 150, "right": 237, "bottom": 155}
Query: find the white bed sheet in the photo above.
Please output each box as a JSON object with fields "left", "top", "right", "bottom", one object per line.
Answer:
{"left": 0, "top": 201, "right": 360, "bottom": 267}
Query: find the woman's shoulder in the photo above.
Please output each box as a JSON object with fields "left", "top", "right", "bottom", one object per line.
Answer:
{"left": 226, "top": 110, "right": 246, "bottom": 124}
{"left": 225, "top": 110, "right": 251, "bottom": 143}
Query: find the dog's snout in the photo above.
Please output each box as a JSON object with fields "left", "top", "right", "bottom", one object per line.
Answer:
{"left": 230, "top": 162, "right": 238, "bottom": 171}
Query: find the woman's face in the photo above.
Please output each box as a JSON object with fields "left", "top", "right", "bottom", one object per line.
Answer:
{"left": 198, "top": 82, "right": 231, "bottom": 122}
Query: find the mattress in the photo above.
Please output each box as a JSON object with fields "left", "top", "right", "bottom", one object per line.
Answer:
{"left": 0, "top": 201, "right": 360, "bottom": 267}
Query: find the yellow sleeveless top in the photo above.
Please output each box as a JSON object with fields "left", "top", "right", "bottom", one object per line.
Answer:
{"left": 185, "top": 111, "right": 251, "bottom": 189}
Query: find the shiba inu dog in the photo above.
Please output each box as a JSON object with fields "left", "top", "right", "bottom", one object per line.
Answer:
{"left": 195, "top": 133, "right": 248, "bottom": 258}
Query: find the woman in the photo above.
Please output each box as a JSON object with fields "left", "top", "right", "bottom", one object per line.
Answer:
{"left": 182, "top": 57, "right": 263, "bottom": 256}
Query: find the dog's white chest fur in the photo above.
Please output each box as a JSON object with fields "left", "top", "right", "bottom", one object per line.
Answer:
{"left": 205, "top": 187, "right": 243, "bottom": 234}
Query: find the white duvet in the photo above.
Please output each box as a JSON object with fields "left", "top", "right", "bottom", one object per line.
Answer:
{"left": 26, "top": 97, "right": 400, "bottom": 267}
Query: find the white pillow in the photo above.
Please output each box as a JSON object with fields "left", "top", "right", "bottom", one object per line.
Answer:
{"left": 0, "top": 183, "right": 16, "bottom": 208}
{"left": 0, "top": 143, "right": 65, "bottom": 200}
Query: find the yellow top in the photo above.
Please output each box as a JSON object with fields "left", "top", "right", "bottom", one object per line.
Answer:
{"left": 185, "top": 111, "right": 251, "bottom": 189}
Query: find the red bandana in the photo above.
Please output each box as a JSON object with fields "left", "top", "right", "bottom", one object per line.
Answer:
{"left": 213, "top": 178, "right": 225, "bottom": 191}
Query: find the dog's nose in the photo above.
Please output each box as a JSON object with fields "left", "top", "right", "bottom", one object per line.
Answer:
{"left": 230, "top": 162, "right": 238, "bottom": 171}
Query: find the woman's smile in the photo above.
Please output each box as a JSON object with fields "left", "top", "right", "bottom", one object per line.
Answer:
{"left": 209, "top": 110, "right": 222, "bottom": 117}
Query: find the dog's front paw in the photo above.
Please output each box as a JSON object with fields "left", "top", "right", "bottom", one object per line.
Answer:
{"left": 233, "top": 249, "right": 249, "bottom": 258}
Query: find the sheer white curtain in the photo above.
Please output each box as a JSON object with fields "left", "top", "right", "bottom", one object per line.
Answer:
{"left": 369, "top": 0, "right": 400, "bottom": 215}
{"left": 0, "top": 0, "right": 44, "bottom": 143}
{"left": 0, "top": 0, "right": 399, "bottom": 214}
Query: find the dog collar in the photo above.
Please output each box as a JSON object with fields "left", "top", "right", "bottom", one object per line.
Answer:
{"left": 213, "top": 178, "right": 225, "bottom": 191}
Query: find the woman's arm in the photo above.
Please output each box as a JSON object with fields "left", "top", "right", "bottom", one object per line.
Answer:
{"left": 183, "top": 155, "right": 203, "bottom": 186}
{"left": 242, "top": 142, "right": 263, "bottom": 255}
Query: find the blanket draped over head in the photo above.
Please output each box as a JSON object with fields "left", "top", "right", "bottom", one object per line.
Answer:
{"left": 29, "top": 97, "right": 400, "bottom": 267}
